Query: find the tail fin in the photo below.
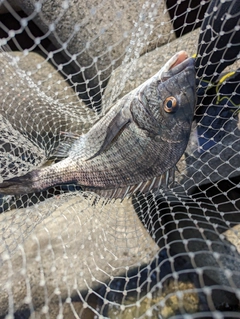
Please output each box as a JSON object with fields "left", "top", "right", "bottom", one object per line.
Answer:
{"left": 0, "top": 171, "right": 39, "bottom": 195}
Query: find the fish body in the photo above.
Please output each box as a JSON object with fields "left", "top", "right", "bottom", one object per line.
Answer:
{"left": 0, "top": 51, "right": 196, "bottom": 199}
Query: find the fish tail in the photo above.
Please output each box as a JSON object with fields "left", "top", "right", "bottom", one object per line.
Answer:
{"left": 0, "top": 159, "right": 79, "bottom": 195}
{"left": 0, "top": 170, "right": 41, "bottom": 195}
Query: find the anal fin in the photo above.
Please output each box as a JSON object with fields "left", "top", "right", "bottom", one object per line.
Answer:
{"left": 89, "top": 167, "right": 176, "bottom": 201}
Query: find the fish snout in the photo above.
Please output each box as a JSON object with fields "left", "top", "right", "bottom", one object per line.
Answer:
{"left": 160, "top": 57, "right": 195, "bottom": 81}
{"left": 172, "top": 57, "right": 195, "bottom": 77}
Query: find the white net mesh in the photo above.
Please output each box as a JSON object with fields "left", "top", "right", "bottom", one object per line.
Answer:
{"left": 0, "top": 0, "right": 240, "bottom": 318}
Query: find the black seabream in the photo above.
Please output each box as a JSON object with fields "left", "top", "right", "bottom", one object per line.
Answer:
{"left": 0, "top": 51, "right": 196, "bottom": 199}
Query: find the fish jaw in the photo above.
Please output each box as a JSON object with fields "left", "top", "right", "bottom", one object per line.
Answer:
{"left": 154, "top": 51, "right": 189, "bottom": 81}
{"left": 160, "top": 55, "right": 195, "bottom": 87}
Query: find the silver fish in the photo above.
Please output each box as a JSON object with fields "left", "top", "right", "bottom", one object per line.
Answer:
{"left": 0, "top": 51, "right": 196, "bottom": 199}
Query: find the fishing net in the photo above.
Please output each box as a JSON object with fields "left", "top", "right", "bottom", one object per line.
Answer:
{"left": 0, "top": 0, "right": 240, "bottom": 318}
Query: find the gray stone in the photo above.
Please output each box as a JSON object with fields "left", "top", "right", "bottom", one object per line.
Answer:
{"left": 103, "top": 28, "right": 199, "bottom": 110}
{"left": 0, "top": 51, "right": 98, "bottom": 155}
{"left": 0, "top": 195, "right": 158, "bottom": 317}
{"left": 7, "top": 0, "right": 174, "bottom": 108}
{"left": 0, "top": 0, "right": 21, "bottom": 14}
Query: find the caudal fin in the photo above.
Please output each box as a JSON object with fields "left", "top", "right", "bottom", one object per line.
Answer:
{"left": 0, "top": 172, "right": 39, "bottom": 195}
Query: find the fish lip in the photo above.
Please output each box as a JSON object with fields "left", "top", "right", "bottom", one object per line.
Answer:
{"left": 160, "top": 57, "right": 195, "bottom": 81}
{"left": 171, "top": 57, "right": 195, "bottom": 74}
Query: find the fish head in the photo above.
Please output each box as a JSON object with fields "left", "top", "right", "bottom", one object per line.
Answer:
{"left": 135, "top": 51, "right": 196, "bottom": 144}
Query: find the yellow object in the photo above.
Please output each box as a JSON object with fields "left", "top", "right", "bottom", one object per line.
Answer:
{"left": 218, "top": 72, "right": 235, "bottom": 85}
{"left": 216, "top": 71, "right": 236, "bottom": 105}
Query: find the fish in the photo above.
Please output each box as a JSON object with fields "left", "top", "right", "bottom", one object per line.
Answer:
{"left": 0, "top": 51, "right": 196, "bottom": 199}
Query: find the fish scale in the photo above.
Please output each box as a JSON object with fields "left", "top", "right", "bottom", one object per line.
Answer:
{"left": 0, "top": 51, "right": 196, "bottom": 199}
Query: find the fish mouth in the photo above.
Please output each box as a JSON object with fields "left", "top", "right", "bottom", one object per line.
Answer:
{"left": 160, "top": 51, "right": 195, "bottom": 81}
{"left": 169, "top": 50, "right": 189, "bottom": 69}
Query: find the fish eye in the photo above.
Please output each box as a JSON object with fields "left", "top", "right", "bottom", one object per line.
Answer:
{"left": 163, "top": 96, "right": 178, "bottom": 113}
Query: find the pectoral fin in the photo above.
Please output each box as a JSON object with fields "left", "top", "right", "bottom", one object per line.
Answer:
{"left": 86, "top": 110, "right": 131, "bottom": 161}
